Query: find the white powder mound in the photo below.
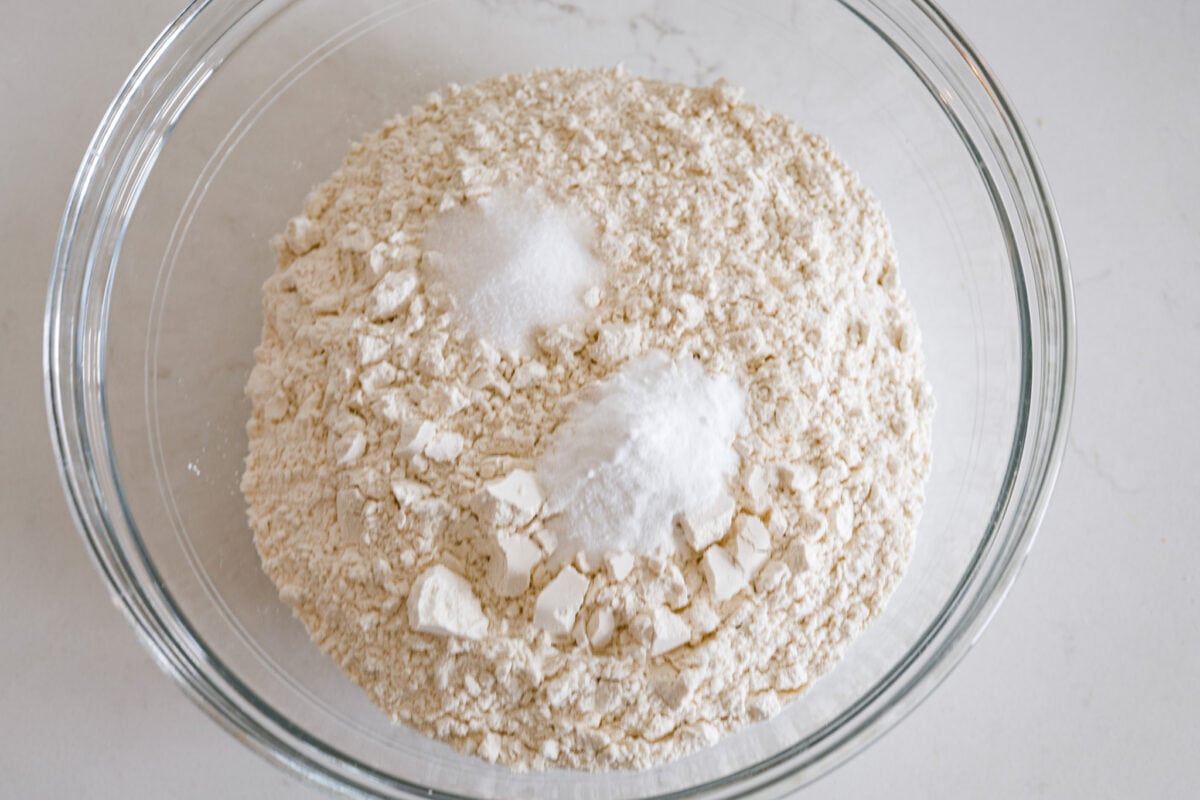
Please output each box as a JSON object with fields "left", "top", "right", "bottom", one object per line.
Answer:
{"left": 423, "top": 186, "right": 603, "bottom": 353}
{"left": 538, "top": 351, "right": 745, "bottom": 557}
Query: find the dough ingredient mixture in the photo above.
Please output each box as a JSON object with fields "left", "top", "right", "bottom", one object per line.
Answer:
{"left": 242, "top": 66, "right": 933, "bottom": 771}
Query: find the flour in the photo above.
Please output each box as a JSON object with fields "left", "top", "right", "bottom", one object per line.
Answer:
{"left": 538, "top": 350, "right": 745, "bottom": 557}
{"left": 242, "top": 67, "right": 934, "bottom": 772}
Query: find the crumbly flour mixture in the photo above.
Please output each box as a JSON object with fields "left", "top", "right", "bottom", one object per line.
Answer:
{"left": 242, "top": 67, "right": 933, "bottom": 771}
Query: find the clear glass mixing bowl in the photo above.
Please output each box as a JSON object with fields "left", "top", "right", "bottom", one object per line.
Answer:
{"left": 44, "top": 1, "right": 1073, "bottom": 797}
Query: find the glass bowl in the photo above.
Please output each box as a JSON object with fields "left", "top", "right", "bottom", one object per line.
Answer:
{"left": 44, "top": 0, "right": 1073, "bottom": 797}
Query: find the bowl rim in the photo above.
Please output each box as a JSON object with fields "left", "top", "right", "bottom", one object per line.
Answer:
{"left": 44, "top": 0, "right": 1074, "bottom": 797}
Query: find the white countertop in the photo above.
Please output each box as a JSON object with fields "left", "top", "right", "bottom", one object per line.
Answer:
{"left": 3, "top": 0, "right": 1197, "bottom": 797}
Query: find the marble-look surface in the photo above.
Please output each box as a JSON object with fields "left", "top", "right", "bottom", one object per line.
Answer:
{"left": 2, "top": 0, "right": 1197, "bottom": 797}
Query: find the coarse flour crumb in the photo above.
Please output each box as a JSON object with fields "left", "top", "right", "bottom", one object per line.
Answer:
{"left": 241, "top": 66, "right": 934, "bottom": 771}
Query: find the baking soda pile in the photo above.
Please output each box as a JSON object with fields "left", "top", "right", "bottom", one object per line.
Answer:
{"left": 540, "top": 351, "right": 746, "bottom": 557}
{"left": 242, "top": 67, "right": 933, "bottom": 771}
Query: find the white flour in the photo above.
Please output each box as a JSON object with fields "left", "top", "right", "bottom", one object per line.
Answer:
{"left": 242, "top": 67, "right": 933, "bottom": 771}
